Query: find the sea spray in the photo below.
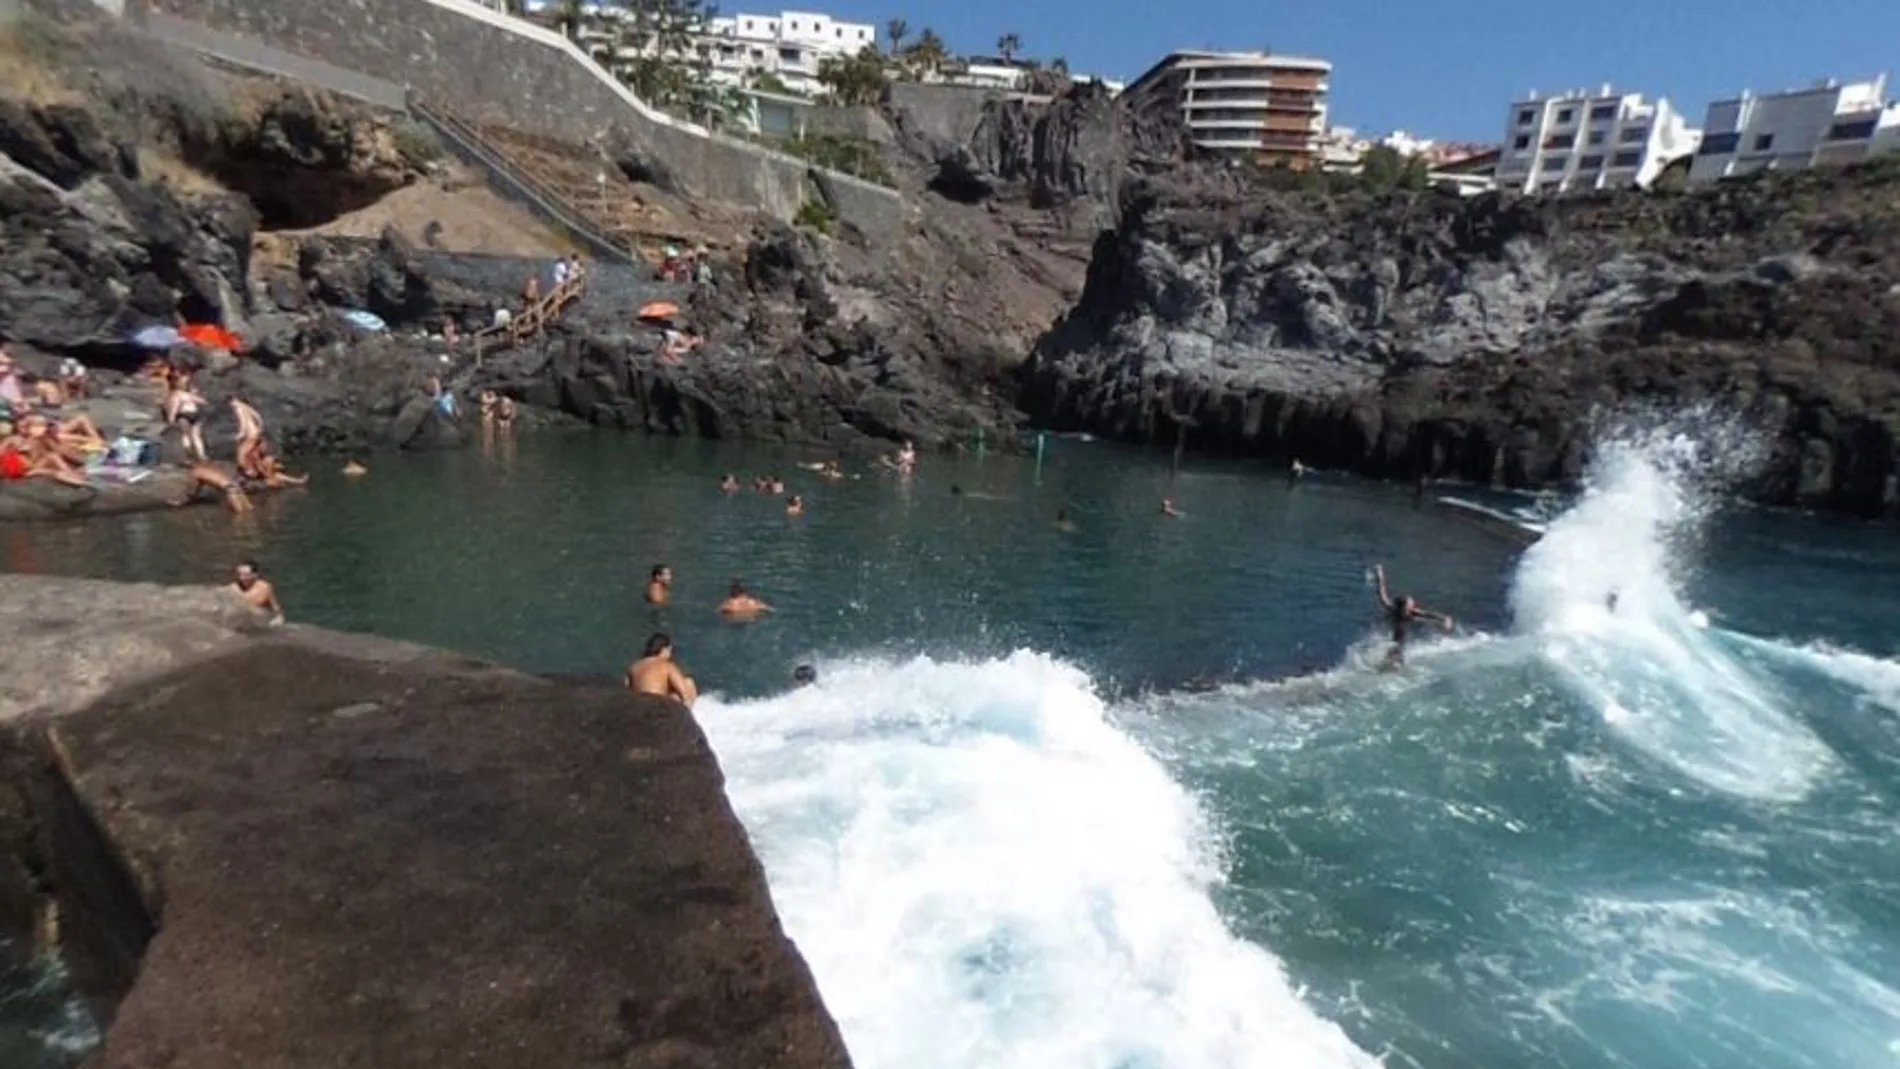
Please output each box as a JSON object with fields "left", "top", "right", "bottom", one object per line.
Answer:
{"left": 1508, "top": 413, "right": 1830, "bottom": 801}
{"left": 697, "top": 652, "right": 1380, "bottom": 1069}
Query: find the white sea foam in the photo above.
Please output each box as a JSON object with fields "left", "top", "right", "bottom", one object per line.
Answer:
{"left": 1509, "top": 427, "right": 1835, "bottom": 802}
{"left": 697, "top": 651, "right": 1380, "bottom": 1069}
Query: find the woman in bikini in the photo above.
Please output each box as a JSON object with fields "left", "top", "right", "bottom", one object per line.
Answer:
{"left": 164, "top": 370, "right": 208, "bottom": 461}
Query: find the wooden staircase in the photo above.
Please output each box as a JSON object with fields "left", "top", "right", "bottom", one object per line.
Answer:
{"left": 475, "top": 265, "right": 588, "bottom": 360}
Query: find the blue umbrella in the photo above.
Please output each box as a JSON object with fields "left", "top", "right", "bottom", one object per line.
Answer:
{"left": 130, "top": 325, "right": 182, "bottom": 350}
{"left": 340, "top": 309, "right": 387, "bottom": 332}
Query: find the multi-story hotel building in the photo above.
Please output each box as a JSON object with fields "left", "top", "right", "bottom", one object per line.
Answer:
{"left": 1690, "top": 74, "right": 1900, "bottom": 182}
{"left": 1122, "top": 50, "right": 1331, "bottom": 166}
{"left": 1494, "top": 86, "right": 1701, "bottom": 194}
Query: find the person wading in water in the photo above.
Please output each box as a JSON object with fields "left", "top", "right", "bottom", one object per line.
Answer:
{"left": 1372, "top": 563, "right": 1453, "bottom": 670}
{"left": 229, "top": 560, "right": 284, "bottom": 625}
{"left": 645, "top": 564, "right": 672, "bottom": 605}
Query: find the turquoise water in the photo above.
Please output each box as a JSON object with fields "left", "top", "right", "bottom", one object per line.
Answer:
{"left": 8, "top": 428, "right": 1900, "bottom": 1069}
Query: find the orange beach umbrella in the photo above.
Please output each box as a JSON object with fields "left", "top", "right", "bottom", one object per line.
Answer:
{"left": 179, "top": 322, "right": 243, "bottom": 351}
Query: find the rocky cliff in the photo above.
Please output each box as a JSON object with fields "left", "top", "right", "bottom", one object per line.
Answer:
{"left": 0, "top": 574, "right": 853, "bottom": 1068}
{"left": 1022, "top": 164, "right": 1900, "bottom": 515}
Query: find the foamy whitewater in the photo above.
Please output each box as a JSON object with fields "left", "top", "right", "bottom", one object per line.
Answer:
{"left": 700, "top": 653, "right": 1381, "bottom": 1069}
{"left": 698, "top": 427, "right": 1900, "bottom": 1069}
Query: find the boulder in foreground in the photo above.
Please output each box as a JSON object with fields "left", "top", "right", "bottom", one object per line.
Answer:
{"left": 0, "top": 574, "right": 851, "bottom": 1069}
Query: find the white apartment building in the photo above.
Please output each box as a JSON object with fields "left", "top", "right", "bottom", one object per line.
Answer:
{"left": 701, "top": 10, "right": 875, "bottom": 96}
{"left": 1690, "top": 74, "right": 1900, "bottom": 181}
{"left": 1124, "top": 50, "right": 1332, "bottom": 165}
{"left": 1495, "top": 86, "right": 1700, "bottom": 194}
{"left": 562, "top": 5, "right": 874, "bottom": 97}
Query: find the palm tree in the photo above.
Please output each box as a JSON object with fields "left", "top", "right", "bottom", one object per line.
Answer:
{"left": 995, "top": 32, "right": 1021, "bottom": 63}
{"left": 557, "top": 0, "right": 587, "bottom": 40}
{"left": 886, "top": 17, "right": 908, "bottom": 54}
{"left": 908, "top": 27, "right": 948, "bottom": 77}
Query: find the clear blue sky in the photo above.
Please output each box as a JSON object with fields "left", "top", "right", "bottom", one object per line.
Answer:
{"left": 807, "top": 0, "right": 1900, "bottom": 140}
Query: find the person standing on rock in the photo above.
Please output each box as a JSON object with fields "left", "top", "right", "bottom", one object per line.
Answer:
{"left": 627, "top": 633, "right": 697, "bottom": 707}
{"left": 164, "top": 369, "right": 209, "bottom": 462}
{"left": 230, "top": 396, "right": 266, "bottom": 477}
{"left": 0, "top": 348, "right": 24, "bottom": 416}
{"left": 229, "top": 560, "right": 284, "bottom": 626}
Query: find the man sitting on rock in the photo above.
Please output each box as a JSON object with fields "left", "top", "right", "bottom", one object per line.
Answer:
{"left": 15, "top": 416, "right": 93, "bottom": 487}
{"left": 658, "top": 325, "right": 701, "bottom": 366}
{"left": 242, "top": 446, "right": 307, "bottom": 490}
{"left": 627, "top": 633, "right": 697, "bottom": 707}
{"left": 2, "top": 419, "right": 85, "bottom": 487}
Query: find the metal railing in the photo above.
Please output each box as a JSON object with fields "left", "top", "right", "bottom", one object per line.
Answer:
{"left": 407, "top": 94, "right": 640, "bottom": 266}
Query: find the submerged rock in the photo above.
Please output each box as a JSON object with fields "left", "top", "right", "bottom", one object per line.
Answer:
{"left": 0, "top": 573, "right": 853, "bottom": 1068}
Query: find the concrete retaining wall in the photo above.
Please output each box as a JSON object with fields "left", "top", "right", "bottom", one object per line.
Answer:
{"left": 134, "top": 8, "right": 406, "bottom": 108}
{"left": 133, "top": 0, "right": 908, "bottom": 232}
{"left": 801, "top": 105, "right": 893, "bottom": 144}
{"left": 888, "top": 82, "right": 1000, "bottom": 145}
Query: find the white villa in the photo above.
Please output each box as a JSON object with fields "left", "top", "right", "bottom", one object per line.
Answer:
{"left": 1690, "top": 74, "right": 1900, "bottom": 181}
{"left": 701, "top": 10, "right": 876, "bottom": 96}
{"left": 1495, "top": 86, "right": 1701, "bottom": 193}
{"left": 547, "top": 3, "right": 875, "bottom": 98}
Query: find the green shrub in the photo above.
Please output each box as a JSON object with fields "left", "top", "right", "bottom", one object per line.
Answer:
{"left": 780, "top": 134, "right": 894, "bottom": 187}
{"left": 794, "top": 199, "right": 835, "bottom": 234}
{"left": 390, "top": 117, "right": 443, "bottom": 169}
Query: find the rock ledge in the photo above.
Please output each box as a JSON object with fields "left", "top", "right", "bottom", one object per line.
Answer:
{"left": 0, "top": 573, "right": 850, "bottom": 1069}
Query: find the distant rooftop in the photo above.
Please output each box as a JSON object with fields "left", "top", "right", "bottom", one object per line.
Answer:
{"left": 1166, "top": 49, "right": 1331, "bottom": 69}
{"left": 1125, "top": 48, "right": 1332, "bottom": 95}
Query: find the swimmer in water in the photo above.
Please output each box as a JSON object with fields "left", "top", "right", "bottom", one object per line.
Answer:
{"left": 1055, "top": 507, "right": 1076, "bottom": 532}
{"left": 1372, "top": 563, "right": 1454, "bottom": 669}
{"left": 793, "top": 664, "right": 817, "bottom": 687}
{"left": 719, "top": 473, "right": 739, "bottom": 493}
{"left": 644, "top": 564, "right": 672, "bottom": 605}
{"left": 718, "top": 578, "right": 773, "bottom": 620}
{"left": 1161, "top": 498, "right": 1180, "bottom": 517}
{"left": 228, "top": 560, "right": 285, "bottom": 626}
{"left": 786, "top": 494, "right": 804, "bottom": 516}
{"left": 626, "top": 632, "right": 697, "bottom": 707}
{"left": 1606, "top": 589, "right": 1620, "bottom": 613}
